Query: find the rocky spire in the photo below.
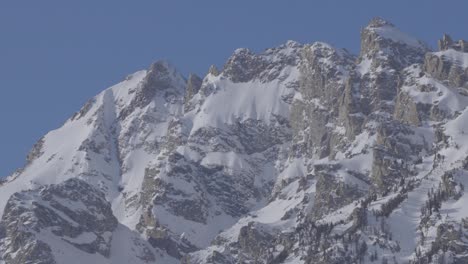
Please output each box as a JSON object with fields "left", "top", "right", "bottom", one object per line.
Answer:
{"left": 208, "top": 65, "right": 219, "bottom": 76}
{"left": 438, "top": 33, "right": 454, "bottom": 51}
{"left": 184, "top": 73, "right": 202, "bottom": 108}
{"left": 438, "top": 33, "right": 468, "bottom": 52}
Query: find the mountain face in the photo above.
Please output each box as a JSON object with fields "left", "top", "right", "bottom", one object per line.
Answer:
{"left": 2, "top": 17, "right": 468, "bottom": 264}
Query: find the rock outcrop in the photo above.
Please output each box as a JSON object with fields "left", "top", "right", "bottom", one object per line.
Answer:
{"left": 0, "top": 179, "right": 117, "bottom": 263}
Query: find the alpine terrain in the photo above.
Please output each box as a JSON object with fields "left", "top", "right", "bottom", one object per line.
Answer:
{"left": 2, "top": 18, "right": 468, "bottom": 264}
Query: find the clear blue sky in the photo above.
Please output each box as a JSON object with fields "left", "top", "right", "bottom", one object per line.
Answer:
{"left": 0, "top": 0, "right": 467, "bottom": 176}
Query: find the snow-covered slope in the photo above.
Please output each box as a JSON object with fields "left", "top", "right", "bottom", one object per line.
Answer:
{"left": 2, "top": 17, "right": 468, "bottom": 264}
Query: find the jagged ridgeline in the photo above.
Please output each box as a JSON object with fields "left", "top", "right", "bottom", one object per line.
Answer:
{"left": 1, "top": 17, "right": 468, "bottom": 264}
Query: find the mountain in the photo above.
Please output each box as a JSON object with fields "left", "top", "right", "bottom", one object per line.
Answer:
{"left": 1, "top": 17, "right": 468, "bottom": 263}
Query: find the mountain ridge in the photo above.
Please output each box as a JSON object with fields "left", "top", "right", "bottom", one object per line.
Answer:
{"left": 1, "top": 17, "right": 468, "bottom": 263}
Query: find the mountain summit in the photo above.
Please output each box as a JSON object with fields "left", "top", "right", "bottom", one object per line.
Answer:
{"left": 1, "top": 18, "right": 468, "bottom": 264}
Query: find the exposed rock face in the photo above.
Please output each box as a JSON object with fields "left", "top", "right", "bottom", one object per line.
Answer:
{"left": 26, "top": 137, "right": 45, "bottom": 165}
{"left": 3, "top": 17, "right": 468, "bottom": 264}
{"left": 0, "top": 179, "right": 117, "bottom": 263}
{"left": 223, "top": 41, "right": 302, "bottom": 83}
{"left": 291, "top": 42, "right": 355, "bottom": 159}
{"left": 413, "top": 221, "right": 468, "bottom": 264}
{"left": 360, "top": 17, "right": 428, "bottom": 69}
{"left": 222, "top": 48, "right": 269, "bottom": 83}
{"left": 394, "top": 90, "right": 421, "bottom": 125}
{"left": 424, "top": 51, "right": 468, "bottom": 89}
{"left": 119, "top": 60, "right": 186, "bottom": 120}
{"left": 371, "top": 122, "right": 420, "bottom": 191}
{"left": 312, "top": 169, "right": 364, "bottom": 217}
{"left": 237, "top": 222, "right": 274, "bottom": 260}
{"left": 184, "top": 73, "right": 203, "bottom": 111}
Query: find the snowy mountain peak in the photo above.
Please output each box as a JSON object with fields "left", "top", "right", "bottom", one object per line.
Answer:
{"left": 285, "top": 40, "right": 301, "bottom": 48}
{"left": 359, "top": 18, "right": 429, "bottom": 70}
{"left": 366, "top": 17, "right": 395, "bottom": 29}
{"left": 145, "top": 60, "right": 186, "bottom": 91}
{"left": 221, "top": 41, "right": 303, "bottom": 83}
{"left": 3, "top": 19, "right": 468, "bottom": 264}
{"left": 116, "top": 60, "right": 186, "bottom": 120}
{"left": 361, "top": 17, "right": 428, "bottom": 53}
{"left": 232, "top": 47, "right": 253, "bottom": 56}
